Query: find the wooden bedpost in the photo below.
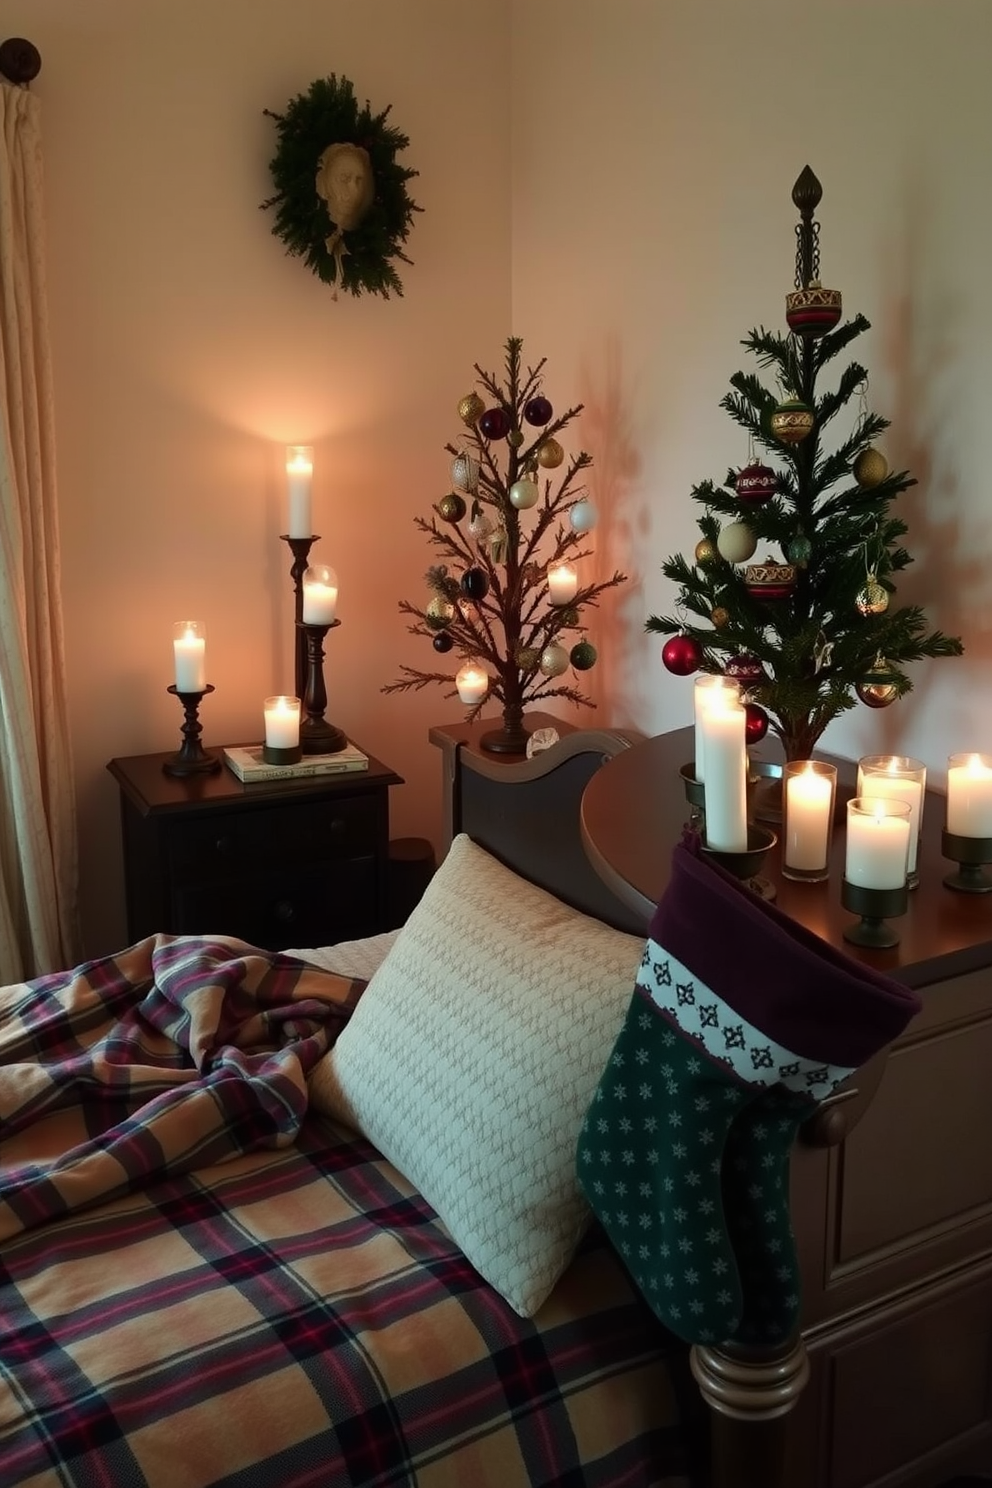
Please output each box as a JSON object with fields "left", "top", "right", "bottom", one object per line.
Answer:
{"left": 690, "top": 1335, "right": 809, "bottom": 1488}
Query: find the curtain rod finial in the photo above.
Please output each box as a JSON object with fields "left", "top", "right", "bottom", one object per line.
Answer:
{"left": 0, "top": 38, "right": 42, "bottom": 86}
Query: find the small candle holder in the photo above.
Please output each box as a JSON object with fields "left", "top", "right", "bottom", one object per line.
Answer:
{"left": 679, "top": 761, "right": 706, "bottom": 830}
{"left": 857, "top": 755, "right": 926, "bottom": 890}
{"left": 941, "top": 830, "right": 992, "bottom": 893}
{"left": 281, "top": 533, "right": 320, "bottom": 700}
{"left": 700, "top": 824, "right": 778, "bottom": 902}
{"left": 299, "top": 620, "right": 347, "bottom": 754}
{"left": 262, "top": 695, "right": 302, "bottom": 765}
{"left": 163, "top": 684, "right": 221, "bottom": 777}
{"left": 841, "top": 878, "right": 908, "bottom": 948}
{"left": 781, "top": 759, "right": 837, "bottom": 883}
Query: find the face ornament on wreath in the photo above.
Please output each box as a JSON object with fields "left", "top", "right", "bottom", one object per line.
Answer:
{"left": 315, "top": 142, "right": 375, "bottom": 296}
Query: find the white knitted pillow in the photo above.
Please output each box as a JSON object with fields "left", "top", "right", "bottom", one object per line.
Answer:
{"left": 310, "top": 833, "right": 643, "bottom": 1316}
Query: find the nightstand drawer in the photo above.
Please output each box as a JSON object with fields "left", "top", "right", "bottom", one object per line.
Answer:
{"left": 167, "top": 795, "right": 379, "bottom": 882}
{"left": 173, "top": 856, "right": 378, "bottom": 949}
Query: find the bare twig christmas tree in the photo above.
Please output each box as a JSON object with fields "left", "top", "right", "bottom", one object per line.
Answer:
{"left": 384, "top": 337, "right": 627, "bottom": 753}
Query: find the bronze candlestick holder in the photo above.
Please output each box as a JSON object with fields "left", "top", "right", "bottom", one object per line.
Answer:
{"left": 299, "top": 620, "right": 347, "bottom": 754}
{"left": 700, "top": 824, "right": 778, "bottom": 902}
{"left": 941, "top": 830, "right": 992, "bottom": 893}
{"left": 162, "top": 684, "right": 221, "bottom": 777}
{"left": 281, "top": 533, "right": 319, "bottom": 701}
{"left": 841, "top": 878, "right": 908, "bottom": 949}
{"left": 679, "top": 762, "right": 705, "bottom": 830}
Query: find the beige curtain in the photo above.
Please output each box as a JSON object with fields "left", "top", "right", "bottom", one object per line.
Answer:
{"left": 0, "top": 80, "right": 79, "bottom": 980}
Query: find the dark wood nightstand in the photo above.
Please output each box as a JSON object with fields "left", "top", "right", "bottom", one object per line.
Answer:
{"left": 107, "top": 746, "right": 403, "bottom": 951}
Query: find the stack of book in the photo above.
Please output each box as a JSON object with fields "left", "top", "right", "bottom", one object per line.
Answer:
{"left": 222, "top": 742, "right": 369, "bottom": 783}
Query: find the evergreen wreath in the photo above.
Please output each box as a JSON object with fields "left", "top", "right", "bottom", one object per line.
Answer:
{"left": 261, "top": 74, "right": 421, "bottom": 300}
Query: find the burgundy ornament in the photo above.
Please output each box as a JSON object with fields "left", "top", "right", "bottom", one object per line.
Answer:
{"left": 479, "top": 406, "right": 511, "bottom": 441}
{"left": 662, "top": 634, "right": 703, "bottom": 676}
{"left": 460, "top": 566, "right": 490, "bottom": 601}
{"left": 725, "top": 654, "right": 766, "bottom": 689}
{"left": 432, "top": 632, "right": 454, "bottom": 653}
{"left": 523, "top": 395, "right": 553, "bottom": 426}
{"left": 735, "top": 462, "right": 778, "bottom": 505}
{"left": 744, "top": 701, "right": 769, "bottom": 744}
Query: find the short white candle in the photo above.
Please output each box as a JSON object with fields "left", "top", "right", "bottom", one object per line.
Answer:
{"left": 845, "top": 798, "right": 911, "bottom": 890}
{"left": 784, "top": 763, "right": 834, "bottom": 872}
{"left": 302, "top": 565, "right": 338, "bottom": 624}
{"left": 857, "top": 757, "right": 925, "bottom": 874}
{"left": 947, "top": 753, "right": 992, "bottom": 837}
{"left": 263, "top": 695, "right": 301, "bottom": 750}
{"left": 286, "top": 445, "right": 313, "bottom": 538}
{"left": 173, "top": 621, "right": 206, "bottom": 692}
{"left": 547, "top": 563, "right": 578, "bottom": 606}
{"left": 693, "top": 675, "right": 741, "bottom": 781}
{"left": 456, "top": 664, "right": 489, "bottom": 705}
{"left": 700, "top": 696, "right": 748, "bottom": 853}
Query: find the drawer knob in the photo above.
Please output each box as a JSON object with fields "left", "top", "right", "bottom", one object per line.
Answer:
{"left": 274, "top": 900, "right": 296, "bottom": 923}
{"left": 214, "top": 835, "right": 232, "bottom": 854}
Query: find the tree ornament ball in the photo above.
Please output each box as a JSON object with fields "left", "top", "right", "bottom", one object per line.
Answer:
{"left": 425, "top": 595, "right": 456, "bottom": 630}
{"left": 854, "top": 446, "right": 889, "bottom": 488}
{"left": 570, "top": 640, "right": 598, "bottom": 671}
{"left": 711, "top": 606, "right": 731, "bottom": 629}
{"left": 460, "top": 566, "right": 490, "bottom": 601}
{"left": 569, "top": 499, "right": 599, "bottom": 533}
{"left": 726, "top": 653, "right": 766, "bottom": 689}
{"left": 856, "top": 579, "right": 889, "bottom": 616}
{"left": 856, "top": 659, "right": 899, "bottom": 708}
{"left": 770, "top": 397, "right": 815, "bottom": 444}
{"left": 744, "top": 701, "right": 769, "bottom": 744}
{"left": 509, "top": 477, "right": 539, "bottom": 510}
{"left": 432, "top": 632, "right": 454, "bottom": 653}
{"left": 524, "top": 395, "right": 553, "bottom": 426}
{"left": 516, "top": 645, "right": 540, "bottom": 670}
{"left": 735, "top": 461, "right": 778, "bottom": 505}
{"left": 539, "top": 641, "right": 570, "bottom": 678}
{"left": 438, "top": 492, "right": 467, "bottom": 523}
{"left": 458, "top": 392, "right": 485, "bottom": 426}
{"left": 717, "top": 521, "right": 757, "bottom": 564}
{"left": 662, "top": 634, "right": 703, "bottom": 675}
{"left": 507, "top": 428, "right": 524, "bottom": 449}
{"left": 468, "top": 507, "right": 493, "bottom": 541}
{"left": 694, "top": 537, "right": 718, "bottom": 566}
{"left": 537, "top": 437, "right": 565, "bottom": 469}
{"left": 559, "top": 606, "right": 580, "bottom": 628}
{"left": 451, "top": 452, "right": 480, "bottom": 493}
{"left": 786, "top": 531, "right": 813, "bottom": 568}
{"left": 479, "top": 406, "right": 510, "bottom": 441}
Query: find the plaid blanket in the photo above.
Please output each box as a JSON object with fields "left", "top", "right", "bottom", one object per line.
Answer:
{"left": 0, "top": 934, "right": 364, "bottom": 1241}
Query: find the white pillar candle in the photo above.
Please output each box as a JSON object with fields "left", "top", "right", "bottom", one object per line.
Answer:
{"left": 173, "top": 621, "right": 206, "bottom": 692}
{"left": 547, "top": 562, "right": 578, "bottom": 606}
{"left": 693, "top": 675, "right": 741, "bottom": 781}
{"left": 302, "top": 564, "right": 338, "bottom": 624}
{"left": 286, "top": 445, "right": 313, "bottom": 538}
{"left": 263, "top": 695, "right": 301, "bottom": 750}
{"left": 946, "top": 753, "right": 992, "bottom": 837}
{"left": 857, "top": 756, "right": 926, "bottom": 874}
{"left": 845, "top": 798, "right": 911, "bottom": 890}
{"left": 700, "top": 696, "right": 748, "bottom": 853}
{"left": 783, "top": 761, "right": 836, "bottom": 874}
{"left": 455, "top": 663, "right": 489, "bottom": 705}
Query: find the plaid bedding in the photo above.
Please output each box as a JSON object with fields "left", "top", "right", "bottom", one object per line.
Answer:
{"left": 0, "top": 935, "right": 365, "bottom": 1242}
{"left": 0, "top": 1116, "right": 698, "bottom": 1487}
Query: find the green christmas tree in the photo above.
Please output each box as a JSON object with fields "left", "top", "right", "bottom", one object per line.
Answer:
{"left": 384, "top": 337, "right": 627, "bottom": 753}
{"left": 646, "top": 167, "right": 962, "bottom": 762}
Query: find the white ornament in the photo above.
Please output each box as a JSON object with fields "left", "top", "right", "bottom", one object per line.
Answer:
{"left": 468, "top": 509, "right": 493, "bottom": 541}
{"left": 539, "top": 642, "right": 569, "bottom": 677}
{"left": 509, "top": 478, "right": 539, "bottom": 510}
{"left": 451, "top": 452, "right": 480, "bottom": 494}
{"left": 717, "top": 521, "right": 757, "bottom": 564}
{"left": 569, "top": 499, "right": 599, "bottom": 533}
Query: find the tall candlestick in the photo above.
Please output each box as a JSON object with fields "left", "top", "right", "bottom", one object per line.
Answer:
{"left": 173, "top": 620, "right": 206, "bottom": 692}
{"left": 857, "top": 755, "right": 926, "bottom": 881}
{"left": 946, "top": 752, "right": 992, "bottom": 837}
{"left": 693, "top": 675, "right": 741, "bottom": 781}
{"left": 783, "top": 760, "right": 836, "bottom": 880}
{"left": 845, "top": 797, "right": 911, "bottom": 891}
{"left": 302, "top": 563, "right": 338, "bottom": 624}
{"left": 547, "top": 562, "right": 578, "bottom": 606}
{"left": 286, "top": 445, "right": 314, "bottom": 539}
{"left": 700, "top": 695, "right": 748, "bottom": 853}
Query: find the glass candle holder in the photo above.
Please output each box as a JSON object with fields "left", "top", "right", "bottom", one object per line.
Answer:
{"left": 693, "top": 674, "right": 741, "bottom": 783}
{"left": 172, "top": 620, "right": 207, "bottom": 693}
{"left": 302, "top": 563, "right": 339, "bottom": 624}
{"left": 782, "top": 760, "right": 837, "bottom": 882}
{"left": 857, "top": 755, "right": 926, "bottom": 888}
{"left": 263, "top": 695, "right": 302, "bottom": 765}
{"left": 845, "top": 796, "right": 911, "bottom": 891}
{"left": 455, "top": 662, "right": 489, "bottom": 705}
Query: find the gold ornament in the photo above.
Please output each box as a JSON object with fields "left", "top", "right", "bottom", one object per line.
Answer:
{"left": 458, "top": 392, "right": 485, "bottom": 426}
{"left": 711, "top": 606, "right": 730, "bottom": 629}
{"left": 425, "top": 595, "right": 456, "bottom": 631}
{"left": 515, "top": 645, "right": 540, "bottom": 670}
{"left": 853, "top": 446, "right": 889, "bottom": 488}
{"left": 507, "top": 428, "right": 524, "bottom": 448}
{"left": 769, "top": 399, "right": 815, "bottom": 445}
{"left": 856, "top": 657, "right": 899, "bottom": 708}
{"left": 855, "top": 577, "right": 889, "bottom": 616}
{"left": 536, "top": 438, "right": 564, "bottom": 469}
{"left": 437, "top": 492, "right": 466, "bottom": 522}
{"left": 695, "top": 538, "right": 717, "bottom": 566}
{"left": 559, "top": 606, "right": 580, "bottom": 628}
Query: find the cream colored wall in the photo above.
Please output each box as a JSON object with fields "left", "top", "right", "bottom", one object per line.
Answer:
{"left": 510, "top": 0, "right": 992, "bottom": 779}
{"left": 7, "top": 0, "right": 510, "bottom": 955}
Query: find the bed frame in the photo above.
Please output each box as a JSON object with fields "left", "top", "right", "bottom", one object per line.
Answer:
{"left": 430, "top": 716, "right": 992, "bottom": 1488}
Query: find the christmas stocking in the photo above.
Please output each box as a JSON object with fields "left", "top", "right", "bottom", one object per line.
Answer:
{"left": 576, "top": 833, "right": 920, "bottom": 1346}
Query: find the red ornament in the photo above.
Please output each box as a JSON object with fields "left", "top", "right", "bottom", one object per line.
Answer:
{"left": 662, "top": 634, "right": 703, "bottom": 676}
{"left": 744, "top": 701, "right": 769, "bottom": 743}
{"left": 523, "top": 395, "right": 553, "bottom": 426}
{"left": 735, "top": 462, "right": 778, "bottom": 505}
{"left": 726, "top": 654, "right": 766, "bottom": 690}
{"left": 479, "top": 406, "right": 510, "bottom": 440}
{"left": 785, "top": 283, "right": 842, "bottom": 337}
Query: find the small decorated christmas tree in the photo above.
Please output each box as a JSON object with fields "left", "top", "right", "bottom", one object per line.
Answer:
{"left": 384, "top": 338, "right": 627, "bottom": 753}
{"left": 646, "top": 167, "right": 962, "bottom": 763}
